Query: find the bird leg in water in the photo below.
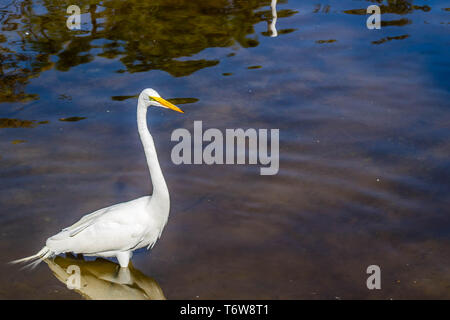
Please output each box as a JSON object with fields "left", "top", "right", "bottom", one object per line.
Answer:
{"left": 116, "top": 251, "right": 133, "bottom": 268}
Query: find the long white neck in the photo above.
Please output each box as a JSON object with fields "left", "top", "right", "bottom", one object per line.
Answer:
{"left": 137, "top": 95, "right": 170, "bottom": 207}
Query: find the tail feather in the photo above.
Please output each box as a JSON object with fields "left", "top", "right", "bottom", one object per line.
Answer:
{"left": 10, "top": 246, "right": 54, "bottom": 269}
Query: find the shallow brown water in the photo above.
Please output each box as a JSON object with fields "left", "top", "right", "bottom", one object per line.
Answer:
{"left": 0, "top": 0, "right": 449, "bottom": 299}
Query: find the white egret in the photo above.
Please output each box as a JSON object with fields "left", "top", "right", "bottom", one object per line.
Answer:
{"left": 45, "top": 256, "right": 165, "bottom": 300}
{"left": 12, "top": 88, "right": 183, "bottom": 268}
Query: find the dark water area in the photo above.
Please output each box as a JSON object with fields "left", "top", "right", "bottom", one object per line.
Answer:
{"left": 0, "top": 0, "right": 449, "bottom": 299}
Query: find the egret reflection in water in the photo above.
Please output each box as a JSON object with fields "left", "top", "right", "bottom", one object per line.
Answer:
{"left": 270, "top": 0, "right": 278, "bottom": 37}
{"left": 45, "top": 255, "right": 165, "bottom": 300}
{"left": 11, "top": 89, "right": 184, "bottom": 268}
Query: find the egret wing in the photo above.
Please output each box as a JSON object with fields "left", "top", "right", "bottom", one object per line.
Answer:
{"left": 47, "top": 197, "right": 152, "bottom": 254}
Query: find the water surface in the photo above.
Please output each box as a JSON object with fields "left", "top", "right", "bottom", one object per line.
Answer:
{"left": 0, "top": 0, "right": 449, "bottom": 299}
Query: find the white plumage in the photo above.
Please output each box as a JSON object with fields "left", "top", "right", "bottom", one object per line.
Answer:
{"left": 12, "top": 88, "right": 184, "bottom": 268}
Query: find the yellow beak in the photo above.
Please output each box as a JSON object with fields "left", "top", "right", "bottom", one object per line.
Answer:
{"left": 150, "top": 96, "right": 184, "bottom": 113}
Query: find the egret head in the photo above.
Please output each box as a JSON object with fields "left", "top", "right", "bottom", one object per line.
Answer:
{"left": 140, "top": 88, "right": 184, "bottom": 113}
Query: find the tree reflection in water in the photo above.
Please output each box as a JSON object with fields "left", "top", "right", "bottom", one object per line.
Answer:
{"left": 45, "top": 254, "right": 165, "bottom": 300}
{"left": 0, "top": 0, "right": 298, "bottom": 103}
